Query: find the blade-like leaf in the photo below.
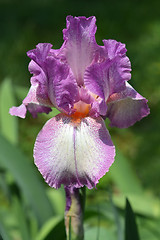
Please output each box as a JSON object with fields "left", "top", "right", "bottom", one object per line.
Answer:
{"left": 0, "top": 78, "right": 18, "bottom": 144}
{"left": 110, "top": 148, "right": 143, "bottom": 194}
{"left": 36, "top": 218, "right": 65, "bottom": 240}
{"left": 0, "top": 134, "right": 54, "bottom": 225}
{"left": 35, "top": 216, "right": 62, "bottom": 240}
{"left": 125, "top": 198, "right": 140, "bottom": 240}
{"left": 14, "top": 85, "right": 28, "bottom": 101}
{"left": 12, "top": 197, "right": 30, "bottom": 240}
{"left": 84, "top": 226, "right": 115, "bottom": 240}
{"left": 113, "top": 193, "right": 160, "bottom": 218}
{"left": 110, "top": 194, "right": 123, "bottom": 240}
{"left": 0, "top": 219, "right": 12, "bottom": 240}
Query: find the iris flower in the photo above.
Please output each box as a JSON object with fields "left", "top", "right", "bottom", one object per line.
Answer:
{"left": 10, "top": 16, "right": 149, "bottom": 189}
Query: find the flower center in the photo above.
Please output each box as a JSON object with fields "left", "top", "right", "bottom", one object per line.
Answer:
{"left": 70, "top": 101, "right": 90, "bottom": 125}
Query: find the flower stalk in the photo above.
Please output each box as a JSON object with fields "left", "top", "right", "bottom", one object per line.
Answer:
{"left": 64, "top": 187, "right": 86, "bottom": 240}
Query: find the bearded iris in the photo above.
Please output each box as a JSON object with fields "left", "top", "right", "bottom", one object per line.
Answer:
{"left": 9, "top": 16, "right": 149, "bottom": 190}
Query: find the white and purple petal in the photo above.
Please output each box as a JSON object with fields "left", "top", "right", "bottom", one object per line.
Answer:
{"left": 62, "top": 16, "right": 98, "bottom": 85}
{"left": 34, "top": 114, "right": 115, "bottom": 189}
{"left": 106, "top": 82, "right": 150, "bottom": 128}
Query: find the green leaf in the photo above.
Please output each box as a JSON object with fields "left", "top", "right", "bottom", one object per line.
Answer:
{"left": 110, "top": 148, "right": 143, "bottom": 194}
{"left": 14, "top": 85, "right": 28, "bottom": 100}
{"left": 12, "top": 197, "right": 30, "bottom": 240}
{"left": 0, "top": 78, "right": 18, "bottom": 144}
{"left": 36, "top": 218, "right": 66, "bottom": 240}
{"left": 35, "top": 216, "right": 63, "bottom": 240}
{"left": 0, "top": 220, "right": 12, "bottom": 240}
{"left": 113, "top": 193, "right": 160, "bottom": 218}
{"left": 0, "top": 134, "right": 54, "bottom": 225}
{"left": 46, "top": 188, "right": 65, "bottom": 215}
{"left": 125, "top": 198, "right": 140, "bottom": 240}
{"left": 84, "top": 226, "right": 115, "bottom": 240}
{"left": 110, "top": 194, "right": 123, "bottom": 240}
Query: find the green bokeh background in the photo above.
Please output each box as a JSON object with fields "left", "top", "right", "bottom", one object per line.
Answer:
{"left": 0, "top": 0, "right": 160, "bottom": 239}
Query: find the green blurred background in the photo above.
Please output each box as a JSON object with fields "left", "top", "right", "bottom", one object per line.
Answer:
{"left": 0, "top": 0, "right": 160, "bottom": 239}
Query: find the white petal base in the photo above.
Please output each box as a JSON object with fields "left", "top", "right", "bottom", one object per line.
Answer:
{"left": 34, "top": 114, "right": 115, "bottom": 189}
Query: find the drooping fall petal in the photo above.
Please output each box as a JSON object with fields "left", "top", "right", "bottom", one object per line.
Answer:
{"left": 106, "top": 82, "right": 150, "bottom": 128}
{"left": 34, "top": 114, "right": 115, "bottom": 189}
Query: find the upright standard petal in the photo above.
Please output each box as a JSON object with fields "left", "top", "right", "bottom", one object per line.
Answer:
{"left": 27, "top": 43, "right": 53, "bottom": 68}
{"left": 62, "top": 16, "right": 98, "bottom": 85}
{"left": 84, "top": 60, "right": 111, "bottom": 101}
{"left": 34, "top": 114, "right": 115, "bottom": 189}
{"left": 106, "top": 82, "right": 150, "bottom": 128}
{"left": 103, "top": 40, "right": 131, "bottom": 94}
{"left": 84, "top": 40, "right": 131, "bottom": 103}
{"left": 45, "top": 56, "right": 79, "bottom": 114}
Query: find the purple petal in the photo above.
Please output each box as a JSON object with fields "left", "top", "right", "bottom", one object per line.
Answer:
{"left": 27, "top": 104, "right": 51, "bottom": 118}
{"left": 78, "top": 87, "right": 95, "bottom": 104}
{"left": 106, "top": 82, "right": 150, "bottom": 128}
{"left": 23, "top": 82, "right": 52, "bottom": 118}
{"left": 84, "top": 40, "right": 131, "bottom": 104}
{"left": 12, "top": 44, "right": 55, "bottom": 118}
{"left": 34, "top": 114, "right": 115, "bottom": 189}
{"left": 9, "top": 104, "right": 27, "bottom": 118}
{"left": 27, "top": 43, "right": 53, "bottom": 68}
{"left": 45, "top": 56, "right": 79, "bottom": 114}
{"left": 9, "top": 81, "right": 52, "bottom": 119}
{"left": 103, "top": 39, "right": 131, "bottom": 93}
{"left": 28, "top": 44, "right": 79, "bottom": 114}
{"left": 62, "top": 16, "right": 98, "bottom": 85}
{"left": 84, "top": 60, "right": 111, "bottom": 100}
{"left": 90, "top": 98, "right": 108, "bottom": 117}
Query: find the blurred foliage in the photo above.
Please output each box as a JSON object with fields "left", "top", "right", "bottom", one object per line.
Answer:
{"left": 0, "top": 0, "right": 160, "bottom": 239}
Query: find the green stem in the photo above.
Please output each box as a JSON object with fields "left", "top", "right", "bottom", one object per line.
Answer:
{"left": 64, "top": 187, "right": 86, "bottom": 240}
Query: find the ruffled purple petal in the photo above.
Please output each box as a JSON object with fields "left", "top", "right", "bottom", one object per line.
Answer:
{"left": 45, "top": 56, "right": 79, "bottom": 114}
{"left": 28, "top": 43, "right": 79, "bottom": 114}
{"left": 103, "top": 39, "right": 131, "bottom": 94}
{"left": 27, "top": 43, "right": 53, "bottom": 68}
{"left": 27, "top": 104, "right": 51, "bottom": 118}
{"left": 90, "top": 98, "right": 108, "bottom": 117}
{"left": 84, "top": 40, "right": 131, "bottom": 104}
{"left": 34, "top": 114, "right": 115, "bottom": 189}
{"left": 84, "top": 60, "right": 111, "bottom": 101}
{"left": 62, "top": 16, "right": 98, "bottom": 85}
{"left": 77, "top": 87, "right": 107, "bottom": 117}
{"left": 10, "top": 43, "right": 55, "bottom": 118}
{"left": 106, "top": 82, "right": 150, "bottom": 128}
{"left": 10, "top": 42, "right": 80, "bottom": 118}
